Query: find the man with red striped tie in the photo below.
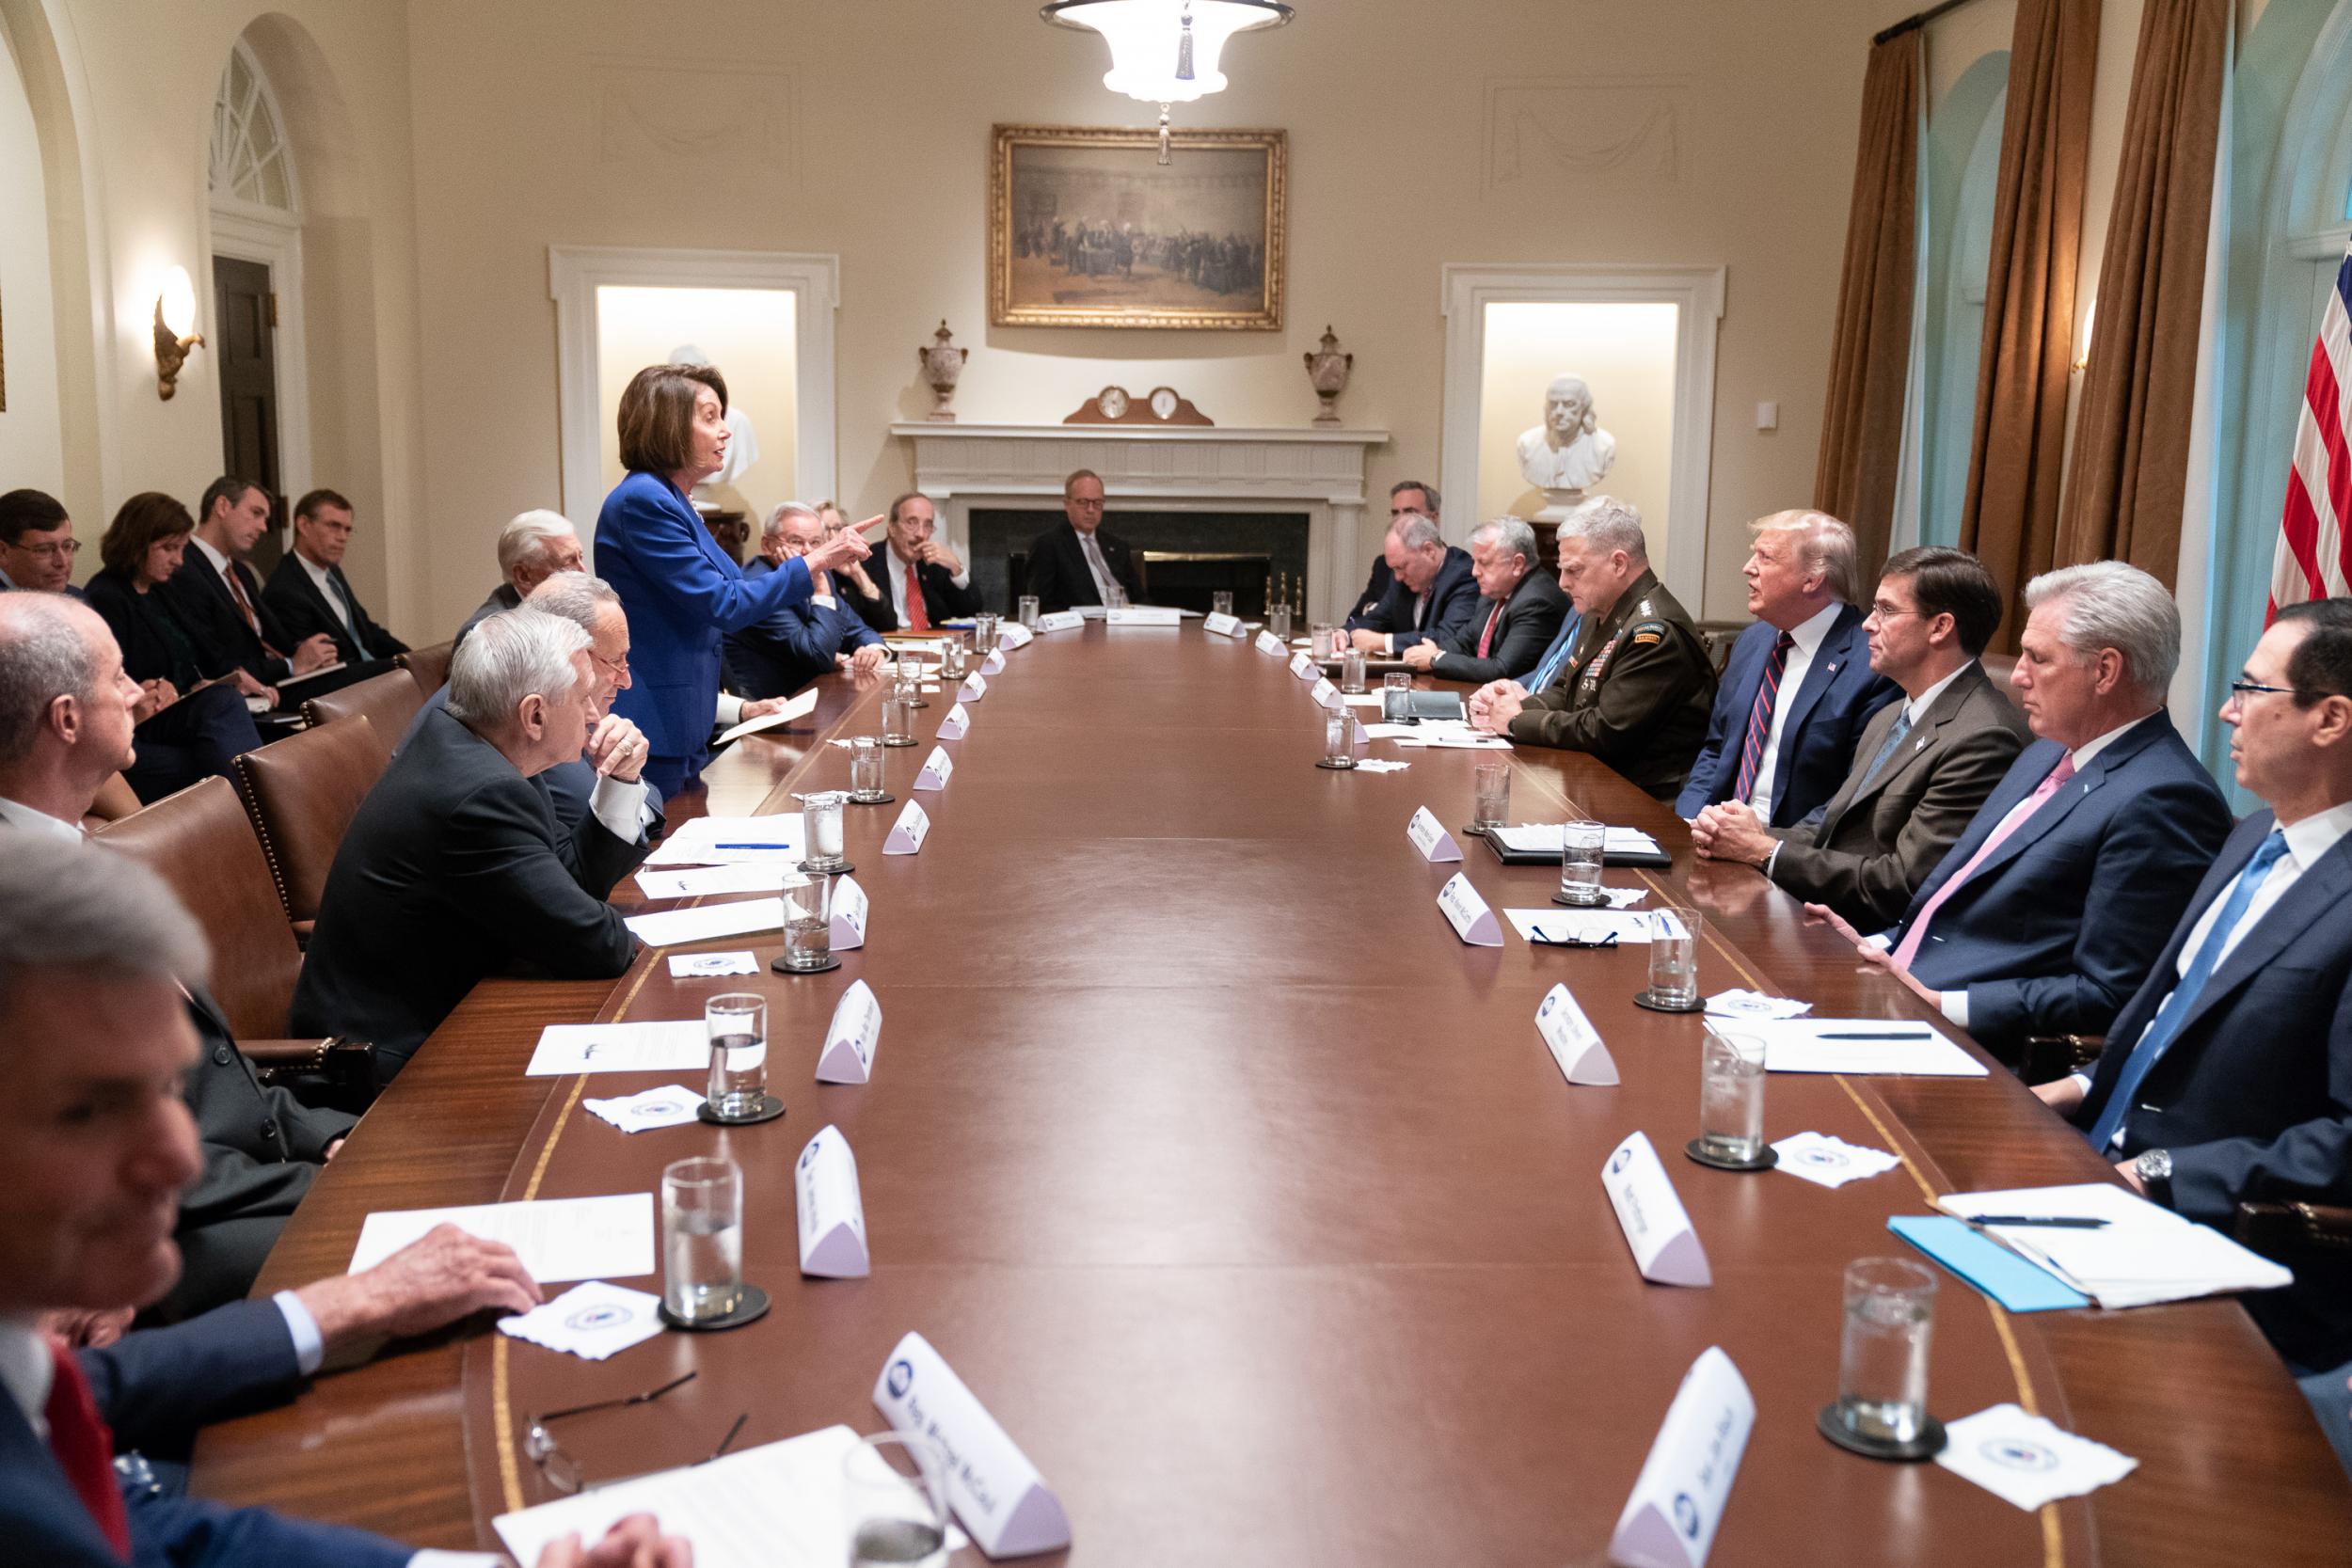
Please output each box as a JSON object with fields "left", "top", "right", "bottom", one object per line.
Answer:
{"left": 1398, "top": 516, "right": 1567, "bottom": 685}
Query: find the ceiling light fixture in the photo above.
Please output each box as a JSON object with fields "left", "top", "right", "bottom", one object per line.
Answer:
{"left": 1041, "top": 0, "right": 1293, "bottom": 162}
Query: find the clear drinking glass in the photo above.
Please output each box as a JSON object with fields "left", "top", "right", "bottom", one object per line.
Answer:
{"left": 1697, "top": 1024, "right": 1768, "bottom": 1164}
{"left": 661, "top": 1156, "right": 743, "bottom": 1323}
{"left": 1341, "top": 648, "right": 1368, "bottom": 694}
{"left": 1560, "top": 818, "right": 1607, "bottom": 905}
{"left": 1322, "top": 705, "right": 1355, "bottom": 767}
{"left": 780, "top": 873, "right": 834, "bottom": 971}
{"left": 1268, "top": 603, "right": 1293, "bottom": 641}
{"left": 973, "top": 612, "right": 999, "bottom": 655}
{"left": 1105, "top": 585, "right": 1129, "bottom": 610}
{"left": 844, "top": 1432, "right": 951, "bottom": 1568}
{"left": 940, "top": 637, "right": 966, "bottom": 684}
{"left": 1017, "top": 594, "right": 1041, "bottom": 628}
{"left": 882, "top": 694, "right": 916, "bottom": 747}
{"left": 1834, "top": 1258, "right": 1940, "bottom": 1447}
{"left": 1310, "top": 622, "right": 1337, "bottom": 659}
{"left": 1212, "top": 590, "right": 1235, "bottom": 618}
{"left": 1472, "top": 760, "right": 1511, "bottom": 833}
{"left": 850, "top": 738, "right": 887, "bottom": 801}
{"left": 802, "top": 791, "right": 850, "bottom": 871}
{"left": 1647, "top": 904, "right": 1703, "bottom": 1006}
{"left": 705, "top": 993, "right": 768, "bottom": 1119}
{"left": 1382, "top": 671, "right": 1412, "bottom": 721}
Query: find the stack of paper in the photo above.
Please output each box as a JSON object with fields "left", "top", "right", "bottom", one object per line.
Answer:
{"left": 349, "top": 1194, "right": 654, "bottom": 1282}
{"left": 1740, "top": 1018, "right": 1988, "bottom": 1077}
{"left": 643, "top": 814, "right": 805, "bottom": 867}
{"left": 1486, "top": 824, "right": 1664, "bottom": 856}
{"left": 1934, "top": 1182, "right": 2294, "bottom": 1308}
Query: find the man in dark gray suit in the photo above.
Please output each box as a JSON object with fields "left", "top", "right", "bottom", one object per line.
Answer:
{"left": 293, "top": 609, "right": 653, "bottom": 1083}
{"left": 1693, "top": 546, "right": 2030, "bottom": 929}
{"left": 1398, "top": 515, "right": 1567, "bottom": 686}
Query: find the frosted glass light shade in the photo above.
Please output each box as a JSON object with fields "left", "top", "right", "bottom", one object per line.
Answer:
{"left": 1041, "top": 0, "right": 1292, "bottom": 104}
{"left": 158, "top": 266, "right": 199, "bottom": 340}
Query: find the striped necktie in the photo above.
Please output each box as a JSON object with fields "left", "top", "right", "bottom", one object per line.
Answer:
{"left": 1733, "top": 631, "right": 1795, "bottom": 803}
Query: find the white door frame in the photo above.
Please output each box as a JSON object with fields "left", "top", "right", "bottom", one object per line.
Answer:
{"left": 205, "top": 208, "right": 311, "bottom": 523}
{"left": 548, "top": 245, "right": 839, "bottom": 531}
{"left": 1438, "top": 262, "right": 1725, "bottom": 607}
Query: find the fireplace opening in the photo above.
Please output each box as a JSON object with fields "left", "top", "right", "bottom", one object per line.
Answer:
{"left": 969, "top": 509, "right": 1312, "bottom": 615}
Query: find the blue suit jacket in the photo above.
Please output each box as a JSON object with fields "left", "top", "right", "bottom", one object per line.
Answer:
{"left": 1, "top": 1301, "right": 407, "bottom": 1567}
{"left": 723, "top": 558, "right": 882, "bottom": 699}
{"left": 2076, "top": 809, "right": 2352, "bottom": 1369}
{"left": 1343, "top": 546, "right": 1479, "bottom": 650}
{"left": 1888, "top": 713, "right": 2233, "bottom": 1048}
{"left": 1675, "top": 606, "right": 1899, "bottom": 827}
{"left": 594, "top": 470, "right": 813, "bottom": 771}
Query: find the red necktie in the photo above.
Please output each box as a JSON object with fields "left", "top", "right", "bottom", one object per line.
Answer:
{"left": 1733, "top": 631, "right": 1796, "bottom": 804}
{"left": 223, "top": 562, "right": 261, "bottom": 636}
{"left": 43, "top": 1338, "right": 131, "bottom": 1557}
{"left": 903, "top": 559, "right": 930, "bottom": 632}
{"left": 1892, "top": 754, "right": 2078, "bottom": 968}
{"left": 1476, "top": 603, "right": 1503, "bottom": 659}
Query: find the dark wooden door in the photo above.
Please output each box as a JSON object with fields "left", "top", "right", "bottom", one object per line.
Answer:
{"left": 212, "top": 254, "right": 284, "bottom": 573}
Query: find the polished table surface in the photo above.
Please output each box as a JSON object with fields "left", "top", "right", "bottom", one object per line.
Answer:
{"left": 192, "top": 625, "right": 2352, "bottom": 1565}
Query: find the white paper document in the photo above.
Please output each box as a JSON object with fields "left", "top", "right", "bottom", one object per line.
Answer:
{"left": 583, "top": 1085, "right": 707, "bottom": 1134}
{"left": 1489, "top": 824, "right": 1664, "bottom": 855}
{"left": 637, "top": 863, "right": 797, "bottom": 901}
{"left": 667, "top": 950, "right": 759, "bottom": 978}
{"left": 1769, "top": 1132, "right": 1900, "bottom": 1189}
{"left": 1706, "top": 988, "right": 1811, "bottom": 1020}
{"left": 625, "top": 896, "right": 787, "bottom": 948}
{"left": 1745, "top": 1018, "right": 1988, "bottom": 1077}
{"left": 1933, "top": 1182, "right": 2294, "bottom": 1308}
{"left": 714, "top": 690, "right": 818, "bottom": 747}
{"left": 526, "top": 1021, "right": 708, "bottom": 1077}
{"left": 496, "top": 1280, "right": 667, "bottom": 1362}
{"left": 644, "top": 813, "right": 806, "bottom": 867}
{"left": 1935, "top": 1403, "right": 2138, "bottom": 1511}
{"left": 1391, "top": 729, "right": 1511, "bottom": 750}
{"left": 1503, "top": 909, "right": 1654, "bottom": 944}
{"left": 349, "top": 1193, "right": 654, "bottom": 1282}
{"left": 1354, "top": 758, "right": 1411, "bottom": 773}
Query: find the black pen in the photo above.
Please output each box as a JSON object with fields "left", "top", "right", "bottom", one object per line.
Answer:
{"left": 1820, "top": 1031, "right": 1935, "bottom": 1040}
{"left": 1962, "top": 1214, "right": 2111, "bottom": 1228}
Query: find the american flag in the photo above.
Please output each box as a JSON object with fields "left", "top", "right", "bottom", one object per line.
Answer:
{"left": 2269, "top": 241, "right": 2352, "bottom": 618}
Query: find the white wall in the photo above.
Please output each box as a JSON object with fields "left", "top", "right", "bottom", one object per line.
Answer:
{"left": 0, "top": 7, "right": 64, "bottom": 499}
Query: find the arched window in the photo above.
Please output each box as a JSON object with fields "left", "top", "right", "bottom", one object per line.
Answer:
{"left": 209, "top": 40, "right": 296, "bottom": 218}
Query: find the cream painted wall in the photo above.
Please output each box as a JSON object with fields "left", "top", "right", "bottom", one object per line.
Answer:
{"left": 0, "top": 8, "right": 65, "bottom": 499}
{"left": 1474, "top": 302, "right": 1680, "bottom": 547}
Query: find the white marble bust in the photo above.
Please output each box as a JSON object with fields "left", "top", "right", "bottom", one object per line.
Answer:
{"left": 1516, "top": 373, "right": 1617, "bottom": 496}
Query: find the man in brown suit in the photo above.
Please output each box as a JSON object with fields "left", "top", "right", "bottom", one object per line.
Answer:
{"left": 1691, "top": 546, "right": 2030, "bottom": 928}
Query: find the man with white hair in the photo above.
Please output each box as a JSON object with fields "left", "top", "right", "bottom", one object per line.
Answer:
{"left": 1804, "top": 561, "right": 2233, "bottom": 1063}
{"left": 1397, "top": 515, "right": 1567, "bottom": 685}
{"left": 724, "top": 501, "right": 890, "bottom": 697}
{"left": 1343, "top": 513, "right": 1479, "bottom": 657}
{"left": 294, "top": 609, "right": 649, "bottom": 1084}
{"left": 842, "top": 491, "right": 980, "bottom": 633}
{"left": 1470, "top": 498, "right": 1715, "bottom": 800}
{"left": 455, "top": 510, "right": 584, "bottom": 648}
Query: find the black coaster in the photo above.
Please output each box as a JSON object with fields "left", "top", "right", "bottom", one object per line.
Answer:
{"left": 698, "top": 1093, "right": 787, "bottom": 1127}
{"left": 799, "top": 857, "right": 854, "bottom": 876}
{"left": 1552, "top": 891, "right": 1612, "bottom": 908}
{"left": 880, "top": 736, "right": 918, "bottom": 749}
{"left": 849, "top": 791, "right": 896, "bottom": 805}
{"left": 905, "top": 696, "right": 930, "bottom": 709}
{"left": 1314, "top": 757, "right": 1358, "bottom": 770}
{"left": 1459, "top": 824, "right": 1488, "bottom": 840}
{"left": 1817, "top": 1405, "right": 1947, "bottom": 1462}
{"left": 1633, "top": 989, "right": 1706, "bottom": 1014}
{"left": 659, "top": 1284, "right": 772, "bottom": 1333}
{"left": 770, "top": 951, "right": 842, "bottom": 975}
{"left": 1685, "top": 1137, "right": 1778, "bottom": 1172}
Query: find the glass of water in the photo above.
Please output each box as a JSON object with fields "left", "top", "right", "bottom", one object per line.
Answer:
{"left": 1321, "top": 705, "right": 1356, "bottom": 768}
{"left": 940, "top": 637, "right": 966, "bottom": 685}
{"left": 1560, "top": 818, "right": 1607, "bottom": 905}
{"left": 1697, "top": 1024, "right": 1768, "bottom": 1164}
{"left": 802, "top": 791, "right": 850, "bottom": 872}
{"left": 1832, "top": 1258, "right": 1940, "bottom": 1449}
{"left": 881, "top": 693, "right": 916, "bottom": 747}
{"left": 973, "top": 612, "right": 999, "bottom": 655}
{"left": 1212, "top": 590, "right": 1234, "bottom": 618}
{"left": 844, "top": 1431, "right": 951, "bottom": 1568}
{"left": 705, "top": 993, "right": 768, "bottom": 1121}
{"left": 850, "top": 738, "right": 887, "bottom": 802}
{"left": 1310, "top": 622, "right": 1337, "bottom": 659}
{"left": 1471, "top": 760, "right": 1511, "bottom": 834}
{"left": 780, "top": 873, "right": 834, "bottom": 971}
{"left": 661, "top": 1156, "right": 743, "bottom": 1324}
{"left": 1017, "top": 594, "right": 1040, "bottom": 628}
{"left": 1382, "top": 671, "right": 1412, "bottom": 721}
{"left": 1647, "top": 904, "right": 1703, "bottom": 1006}
{"left": 1268, "top": 602, "right": 1293, "bottom": 641}
{"left": 1341, "top": 648, "right": 1368, "bottom": 694}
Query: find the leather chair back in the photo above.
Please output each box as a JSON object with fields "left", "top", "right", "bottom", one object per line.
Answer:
{"left": 397, "top": 640, "right": 454, "bottom": 696}
{"left": 233, "top": 715, "right": 392, "bottom": 934}
{"left": 92, "top": 776, "right": 302, "bottom": 1040}
{"left": 1980, "top": 654, "right": 2025, "bottom": 718}
{"left": 303, "top": 666, "right": 426, "bottom": 739}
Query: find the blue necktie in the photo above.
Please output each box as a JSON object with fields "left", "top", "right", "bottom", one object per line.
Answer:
{"left": 1524, "top": 612, "right": 1583, "bottom": 691}
{"left": 2085, "top": 830, "right": 2292, "bottom": 1152}
{"left": 1854, "top": 708, "right": 1914, "bottom": 790}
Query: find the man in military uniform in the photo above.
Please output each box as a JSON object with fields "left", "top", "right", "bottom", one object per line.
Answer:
{"left": 1469, "top": 497, "right": 1717, "bottom": 800}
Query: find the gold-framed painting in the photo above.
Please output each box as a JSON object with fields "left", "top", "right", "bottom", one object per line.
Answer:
{"left": 989, "top": 123, "right": 1285, "bottom": 331}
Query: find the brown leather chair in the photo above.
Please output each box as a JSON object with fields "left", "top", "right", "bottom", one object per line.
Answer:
{"left": 397, "top": 640, "right": 454, "bottom": 696}
{"left": 1693, "top": 620, "right": 1747, "bottom": 676}
{"left": 303, "top": 666, "right": 426, "bottom": 739}
{"left": 1980, "top": 653, "right": 2026, "bottom": 719}
{"left": 233, "top": 715, "right": 392, "bottom": 942}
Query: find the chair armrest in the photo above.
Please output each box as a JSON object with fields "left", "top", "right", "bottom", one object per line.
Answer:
{"left": 2019, "top": 1035, "right": 2105, "bottom": 1085}
{"left": 239, "top": 1036, "right": 375, "bottom": 1100}
{"left": 2235, "top": 1201, "right": 2352, "bottom": 1255}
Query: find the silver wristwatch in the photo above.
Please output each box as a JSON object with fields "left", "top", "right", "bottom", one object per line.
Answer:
{"left": 2134, "top": 1148, "right": 2173, "bottom": 1190}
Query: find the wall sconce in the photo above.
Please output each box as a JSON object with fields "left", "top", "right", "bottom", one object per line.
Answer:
{"left": 2071, "top": 297, "right": 2095, "bottom": 374}
{"left": 154, "top": 265, "right": 203, "bottom": 401}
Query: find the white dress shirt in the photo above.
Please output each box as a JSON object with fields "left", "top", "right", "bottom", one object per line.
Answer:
{"left": 0, "top": 795, "right": 81, "bottom": 840}
{"left": 886, "top": 546, "right": 970, "bottom": 625}
{"left": 294, "top": 552, "right": 356, "bottom": 636}
{"left": 1744, "top": 600, "right": 1845, "bottom": 821}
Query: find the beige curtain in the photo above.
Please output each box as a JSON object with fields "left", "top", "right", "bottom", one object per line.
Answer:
{"left": 1815, "top": 29, "right": 1923, "bottom": 578}
{"left": 1959, "top": 0, "right": 2101, "bottom": 651}
{"left": 2056, "top": 0, "right": 2229, "bottom": 584}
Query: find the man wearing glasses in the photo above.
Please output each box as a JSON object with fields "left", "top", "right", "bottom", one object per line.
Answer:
{"left": 0, "top": 489, "right": 84, "bottom": 595}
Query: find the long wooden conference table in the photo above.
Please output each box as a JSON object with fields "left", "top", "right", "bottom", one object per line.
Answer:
{"left": 192, "top": 623, "right": 2352, "bottom": 1564}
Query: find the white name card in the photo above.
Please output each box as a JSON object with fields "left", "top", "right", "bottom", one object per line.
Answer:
{"left": 1255, "top": 630, "right": 1287, "bottom": 657}
{"left": 914, "top": 746, "right": 955, "bottom": 792}
{"left": 1536, "top": 983, "right": 1619, "bottom": 1085}
{"left": 995, "top": 621, "right": 1034, "bottom": 649}
{"left": 1602, "top": 1132, "right": 1710, "bottom": 1288}
{"left": 1289, "top": 651, "right": 1318, "bottom": 680}
{"left": 795, "top": 1124, "right": 870, "bottom": 1278}
{"left": 830, "top": 874, "right": 868, "bottom": 950}
{"left": 936, "top": 702, "right": 971, "bottom": 740}
{"left": 873, "top": 1331, "right": 1072, "bottom": 1559}
{"left": 884, "top": 799, "right": 930, "bottom": 855}
{"left": 1034, "top": 610, "right": 1084, "bottom": 633}
{"left": 817, "top": 977, "right": 882, "bottom": 1085}
{"left": 1406, "top": 805, "right": 1462, "bottom": 863}
{"left": 980, "top": 650, "right": 1007, "bottom": 674}
{"left": 1609, "top": 1346, "right": 1755, "bottom": 1568}
{"left": 1311, "top": 676, "right": 1344, "bottom": 710}
{"left": 961, "top": 673, "right": 988, "bottom": 702}
{"left": 1436, "top": 872, "right": 1503, "bottom": 946}
{"left": 1202, "top": 611, "right": 1244, "bottom": 638}
{"left": 1105, "top": 606, "right": 1182, "bottom": 626}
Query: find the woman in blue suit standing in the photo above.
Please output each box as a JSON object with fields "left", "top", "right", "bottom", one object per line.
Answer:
{"left": 596, "top": 362, "right": 871, "bottom": 794}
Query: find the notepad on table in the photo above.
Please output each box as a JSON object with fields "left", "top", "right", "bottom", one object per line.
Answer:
{"left": 1739, "top": 1018, "right": 1989, "bottom": 1076}
{"left": 1932, "top": 1182, "right": 2293, "bottom": 1309}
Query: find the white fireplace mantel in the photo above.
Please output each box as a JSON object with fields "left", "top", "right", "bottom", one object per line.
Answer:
{"left": 890, "top": 422, "right": 1390, "bottom": 623}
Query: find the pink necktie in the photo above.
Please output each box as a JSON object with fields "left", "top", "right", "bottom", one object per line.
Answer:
{"left": 1891, "top": 754, "right": 2077, "bottom": 969}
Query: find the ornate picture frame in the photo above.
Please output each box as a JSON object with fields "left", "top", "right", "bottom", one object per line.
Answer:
{"left": 989, "top": 124, "right": 1285, "bottom": 331}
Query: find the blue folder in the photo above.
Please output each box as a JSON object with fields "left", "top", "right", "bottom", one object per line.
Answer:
{"left": 1887, "top": 1216, "right": 2093, "bottom": 1312}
